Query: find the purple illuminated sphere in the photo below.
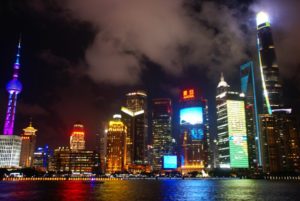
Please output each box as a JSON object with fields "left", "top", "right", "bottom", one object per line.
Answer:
{"left": 6, "top": 79, "right": 22, "bottom": 94}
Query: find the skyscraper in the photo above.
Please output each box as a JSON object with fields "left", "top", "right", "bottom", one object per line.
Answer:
{"left": 256, "top": 12, "right": 283, "bottom": 114}
{"left": 20, "top": 121, "right": 37, "bottom": 167}
{"left": 240, "top": 61, "right": 261, "bottom": 168}
{"left": 216, "top": 74, "right": 249, "bottom": 169}
{"left": 121, "top": 91, "right": 148, "bottom": 168}
{"left": 259, "top": 111, "right": 300, "bottom": 173}
{"left": 256, "top": 12, "right": 300, "bottom": 174}
{"left": 106, "top": 114, "right": 127, "bottom": 173}
{"left": 0, "top": 38, "right": 22, "bottom": 168}
{"left": 179, "top": 88, "right": 209, "bottom": 174}
{"left": 70, "top": 123, "right": 86, "bottom": 150}
{"left": 151, "top": 98, "right": 172, "bottom": 171}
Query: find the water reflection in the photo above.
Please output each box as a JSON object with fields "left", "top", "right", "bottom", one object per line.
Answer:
{"left": 0, "top": 179, "right": 299, "bottom": 201}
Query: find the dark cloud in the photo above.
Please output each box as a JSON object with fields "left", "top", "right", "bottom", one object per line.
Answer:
{"left": 49, "top": 0, "right": 250, "bottom": 85}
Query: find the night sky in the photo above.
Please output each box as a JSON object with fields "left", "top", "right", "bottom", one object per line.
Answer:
{"left": 0, "top": 0, "right": 299, "bottom": 150}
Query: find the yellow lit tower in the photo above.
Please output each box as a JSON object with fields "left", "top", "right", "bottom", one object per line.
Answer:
{"left": 70, "top": 122, "right": 86, "bottom": 150}
{"left": 20, "top": 121, "right": 37, "bottom": 167}
{"left": 106, "top": 114, "right": 127, "bottom": 173}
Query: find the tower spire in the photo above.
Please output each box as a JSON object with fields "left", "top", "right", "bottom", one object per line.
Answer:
{"left": 3, "top": 37, "right": 23, "bottom": 135}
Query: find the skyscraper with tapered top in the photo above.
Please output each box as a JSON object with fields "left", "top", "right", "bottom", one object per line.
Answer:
{"left": 0, "top": 37, "right": 23, "bottom": 167}
{"left": 256, "top": 12, "right": 283, "bottom": 114}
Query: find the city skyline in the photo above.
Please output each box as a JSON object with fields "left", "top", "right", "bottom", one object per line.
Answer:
{"left": 0, "top": 0, "right": 300, "bottom": 151}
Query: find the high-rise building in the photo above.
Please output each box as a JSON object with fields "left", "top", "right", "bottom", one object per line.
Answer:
{"left": 151, "top": 98, "right": 172, "bottom": 171}
{"left": 216, "top": 74, "right": 249, "bottom": 169}
{"left": 106, "top": 114, "right": 127, "bottom": 173}
{"left": 256, "top": 12, "right": 300, "bottom": 174}
{"left": 256, "top": 12, "right": 283, "bottom": 114}
{"left": 33, "top": 145, "right": 51, "bottom": 171}
{"left": 70, "top": 123, "right": 86, "bottom": 150}
{"left": 240, "top": 61, "right": 261, "bottom": 169}
{"left": 179, "top": 88, "right": 209, "bottom": 174}
{"left": 121, "top": 90, "right": 148, "bottom": 167}
{"left": 0, "top": 38, "right": 22, "bottom": 168}
{"left": 259, "top": 111, "right": 300, "bottom": 173}
{"left": 20, "top": 121, "right": 37, "bottom": 167}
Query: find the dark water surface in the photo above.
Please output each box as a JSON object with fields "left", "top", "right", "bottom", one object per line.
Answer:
{"left": 0, "top": 179, "right": 299, "bottom": 201}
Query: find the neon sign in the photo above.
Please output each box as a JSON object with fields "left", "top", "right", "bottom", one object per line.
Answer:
{"left": 182, "top": 89, "right": 195, "bottom": 100}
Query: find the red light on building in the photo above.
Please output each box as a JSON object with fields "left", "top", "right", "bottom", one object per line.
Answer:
{"left": 182, "top": 89, "right": 195, "bottom": 100}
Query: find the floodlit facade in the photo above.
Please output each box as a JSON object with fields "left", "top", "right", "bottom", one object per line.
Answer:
{"left": 121, "top": 90, "right": 148, "bottom": 167}
{"left": 106, "top": 115, "right": 127, "bottom": 173}
{"left": 216, "top": 74, "right": 249, "bottom": 169}
{"left": 152, "top": 98, "right": 173, "bottom": 171}
{"left": 20, "top": 121, "right": 37, "bottom": 167}
{"left": 0, "top": 135, "right": 22, "bottom": 167}
{"left": 49, "top": 147, "right": 99, "bottom": 174}
{"left": 70, "top": 123, "right": 86, "bottom": 150}
{"left": 179, "top": 88, "right": 210, "bottom": 174}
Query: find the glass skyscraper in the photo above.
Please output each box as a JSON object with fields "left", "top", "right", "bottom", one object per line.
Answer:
{"left": 256, "top": 12, "right": 283, "bottom": 114}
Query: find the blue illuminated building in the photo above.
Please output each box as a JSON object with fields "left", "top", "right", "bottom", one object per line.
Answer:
{"left": 179, "top": 88, "right": 210, "bottom": 174}
{"left": 240, "top": 61, "right": 261, "bottom": 168}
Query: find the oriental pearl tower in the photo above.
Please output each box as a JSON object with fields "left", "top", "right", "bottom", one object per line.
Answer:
{"left": 3, "top": 37, "right": 23, "bottom": 135}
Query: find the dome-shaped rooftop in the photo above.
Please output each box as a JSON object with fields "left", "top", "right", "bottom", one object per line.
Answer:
{"left": 6, "top": 79, "right": 22, "bottom": 93}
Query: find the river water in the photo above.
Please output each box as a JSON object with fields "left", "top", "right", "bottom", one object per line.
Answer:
{"left": 0, "top": 179, "right": 299, "bottom": 201}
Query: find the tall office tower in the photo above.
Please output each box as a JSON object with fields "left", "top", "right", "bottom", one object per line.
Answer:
{"left": 152, "top": 98, "right": 172, "bottom": 171}
{"left": 20, "top": 121, "right": 37, "bottom": 167}
{"left": 106, "top": 114, "right": 127, "bottom": 173}
{"left": 216, "top": 74, "right": 249, "bottom": 169}
{"left": 121, "top": 91, "right": 148, "bottom": 167}
{"left": 179, "top": 88, "right": 209, "bottom": 174}
{"left": 260, "top": 111, "right": 300, "bottom": 173}
{"left": 70, "top": 123, "right": 86, "bottom": 150}
{"left": 240, "top": 62, "right": 261, "bottom": 169}
{"left": 256, "top": 12, "right": 283, "bottom": 114}
{"left": 0, "top": 39, "right": 22, "bottom": 167}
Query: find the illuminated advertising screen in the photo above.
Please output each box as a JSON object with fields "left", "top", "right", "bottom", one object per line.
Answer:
{"left": 163, "top": 155, "right": 178, "bottom": 169}
{"left": 180, "top": 107, "right": 203, "bottom": 125}
{"left": 190, "top": 128, "right": 204, "bottom": 140}
{"left": 227, "top": 100, "right": 249, "bottom": 168}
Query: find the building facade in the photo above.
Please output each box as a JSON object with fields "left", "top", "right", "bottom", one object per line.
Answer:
{"left": 70, "top": 123, "right": 86, "bottom": 151}
{"left": 260, "top": 111, "right": 300, "bottom": 173}
{"left": 151, "top": 98, "right": 173, "bottom": 171}
{"left": 216, "top": 74, "right": 249, "bottom": 169}
{"left": 20, "top": 122, "right": 37, "bottom": 167}
{"left": 106, "top": 115, "right": 127, "bottom": 173}
{"left": 121, "top": 91, "right": 148, "bottom": 167}
{"left": 240, "top": 62, "right": 261, "bottom": 169}
{"left": 33, "top": 145, "right": 51, "bottom": 171}
{"left": 49, "top": 147, "right": 99, "bottom": 175}
{"left": 179, "top": 88, "right": 209, "bottom": 174}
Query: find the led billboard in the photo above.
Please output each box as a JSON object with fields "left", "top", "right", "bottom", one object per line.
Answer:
{"left": 180, "top": 107, "right": 203, "bottom": 125}
{"left": 227, "top": 100, "right": 249, "bottom": 168}
{"left": 190, "top": 128, "right": 204, "bottom": 140}
{"left": 163, "top": 155, "right": 178, "bottom": 169}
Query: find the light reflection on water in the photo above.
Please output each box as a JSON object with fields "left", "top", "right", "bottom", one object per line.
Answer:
{"left": 0, "top": 179, "right": 299, "bottom": 201}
